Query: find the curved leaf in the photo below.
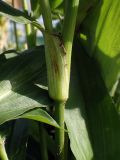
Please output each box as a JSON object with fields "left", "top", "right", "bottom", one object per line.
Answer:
{"left": 81, "top": 0, "right": 120, "bottom": 91}
{"left": 30, "top": 0, "right": 41, "bottom": 19}
{"left": 19, "top": 108, "right": 59, "bottom": 128}
{"left": 0, "top": 1, "right": 34, "bottom": 24}
{"left": 74, "top": 41, "right": 120, "bottom": 159}
{"left": 0, "top": 46, "right": 52, "bottom": 125}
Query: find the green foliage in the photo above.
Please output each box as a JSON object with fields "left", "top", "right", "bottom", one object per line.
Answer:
{"left": 0, "top": 1, "right": 33, "bottom": 24}
{"left": 65, "top": 59, "right": 93, "bottom": 160}
{"left": 80, "top": 0, "right": 120, "bottom": 91}
{"left": 73, "top": 42, "right": 120, "bottom": 159}
{"left": 0, "top": 0, "right": 119, "bottom": 160}
{"left": 0, "top": 47, "right": 54, "bottom": 125}
{"left": 30, "top": 0, "right": 41, "bottom": 18}
{"left": 19, "top": 108, "right": 59, "bottom": 128}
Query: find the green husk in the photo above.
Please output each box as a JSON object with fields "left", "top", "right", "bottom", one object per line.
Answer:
{"left": 44, "top": 33, "right": 69, "bottom": 101}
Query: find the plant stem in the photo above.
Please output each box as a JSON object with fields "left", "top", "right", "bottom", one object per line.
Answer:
{"left": 25, "top": 23, "right": 32, "bottom": 48}
{"left": 0, "top": 137, "right": 8, "bottom": 160}
{"left": 39, "top": 0, "right": 53, "bottom": 32}
{"left": 64, "top": 126, "right": 68, "bottom": 160}
{"left": 39, "top": 1, "right": 68, "bottom": 160}
{"left": 55, "top": 101, "right": 65, "bottom": 160}
{"left": 39, "top": 124, "right": 48, "bottom": 160}
{"left": 12, "top": 0, "right": 19, "bottom": 50}
{"left": 12, "top": 20, "right": 19, "bottom": 50}
{"left": 53, "top": 2, "right": 79, "bottom": 158}
{"left": 62, "top": 0, "right": 80, "bottom": 77}
{"left": 13, "top": 22, "right": 19, "bottom": 50}
{"left": 22, "top": 0, "right": 33, "bottom": 48}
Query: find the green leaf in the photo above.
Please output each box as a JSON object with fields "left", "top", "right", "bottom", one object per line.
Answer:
{"left": 114, "top": 80, "right": 120, "bottom": 112}
{"left": 0, "top": 1, "right": 34, "bottom": 24}
{"left": 28, "top": 121, "right": 56, "bottom": 156}
{"left": 74, "top": 41, "right": 120, "bottom": 159}
{"left": 0, "top": 86, "right": 50, "bottom": 125}
{"left": 65, "top": 56, "right": 93, "bottom": 160}
{"left": 76, "top": 0, "right": 98, "bottom": 27}
{"left": 51, "top": 2, "right": 64, "bottom": 20}
{"left": 0, "top": 47, "right": 52, "bottom": 125}
{"left": 8, "top": 119, "right": 29, "bottom": 160}
{"left": 50, "top": 0, "right": 63, "bottom": 9}
{"left": 30, "top": 0, "right": 41, "bottom": 18}
{"left": 81, "top": 0, "right": 120, "bottom": 91}
{"left": 19, "top": 108, "right": 59, "bottom": 128}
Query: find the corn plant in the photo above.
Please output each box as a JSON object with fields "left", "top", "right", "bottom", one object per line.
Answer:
{"left": 0, "top": 0, "right": 120, "bottom": 160}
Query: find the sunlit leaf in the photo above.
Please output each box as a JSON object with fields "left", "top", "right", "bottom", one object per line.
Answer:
{"left": 50, "top": 0, "right": 63, "bottom": 9}
{"left": 65, "top": 55, "right": 93, "bottom": 160}
{"left": 81, "top": 0, "right": 120, "bottom": 91}
{"left": 74, "top": 41, "right": 120, "bottom": 159}
{"left": 19, "top": 108, "right": 59, "bottom": 128}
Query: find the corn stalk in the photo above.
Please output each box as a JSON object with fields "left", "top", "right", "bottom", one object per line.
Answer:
{"left": 39, "top": 0, "right": 79, "bottom": 159}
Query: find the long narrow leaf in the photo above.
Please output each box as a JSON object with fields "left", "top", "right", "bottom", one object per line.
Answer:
{"left": 74, "top": 41, "right": 120, "bottom": 159}
{"left": 19, "top": 108, "right": 59, "bottom": 128}
{"left": 65, "top": 55, "right": 93, "bottom": 160}
{"left": 81, "top": 0, "right": 120, "bottom": 91}
{"left": 0, "top": 1, "right": 44, "bottom": 32}
{"left": 0, "top": 47, "right": 52, "bottom": 125}
{"left": 30, "top": 0, "right": 41, "bottom": 19}
{"left": 0, "top": 1, "right": 34, "bottom": 24}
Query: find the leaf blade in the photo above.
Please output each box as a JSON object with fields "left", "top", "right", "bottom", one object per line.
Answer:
{"left": 81, "top": 0, "right": 120, "bottom": 91}
{"left": 19, "top": 108, "right": 59, "bottom": 128}
{"left": 0, "top": 1, "right": 34, "bottom": 24}
{"left": 65, "top": 55, "right": 93, "bottom": 160}
{"left": 74, "top": 41, "right": 120, "bottom": 159}
{"left": 0, "top": 47, "right": 52, "bottom": 125}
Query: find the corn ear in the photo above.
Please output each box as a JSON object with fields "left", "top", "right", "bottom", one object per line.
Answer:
{"left": 44, "top": 33, "right": 69, "bottom": 102}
